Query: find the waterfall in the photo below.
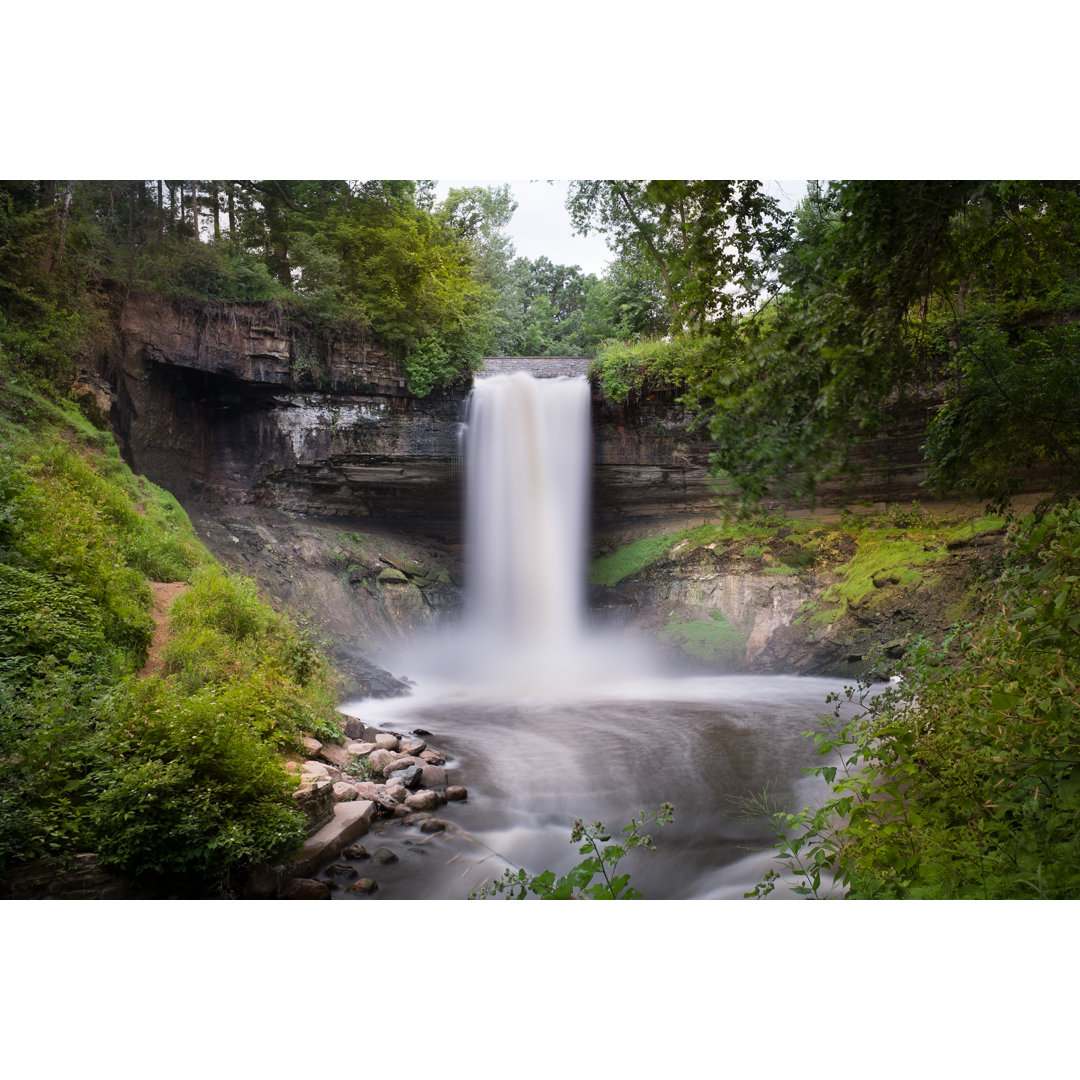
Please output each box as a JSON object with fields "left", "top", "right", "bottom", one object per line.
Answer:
{"left": 464, "top": 372, "right": 592, "bottom": 651}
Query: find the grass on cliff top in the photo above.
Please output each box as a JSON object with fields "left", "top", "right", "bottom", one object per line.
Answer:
{"left": 590, "top": 505, "right": 1006, "bottom": 601}
{"left": 0, "top": 373, "right": 343, "bottom": 891}
{"left": 589, "top": 520, "right": 783, "bottom": 586}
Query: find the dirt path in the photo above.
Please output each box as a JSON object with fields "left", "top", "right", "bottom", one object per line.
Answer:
{"left": 139, "top": 582, "right": 190, "bottom": 678}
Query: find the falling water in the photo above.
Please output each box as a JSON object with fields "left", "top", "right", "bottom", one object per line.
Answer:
{"left": 463, "top": 372, "right": 591, "bottom": 651}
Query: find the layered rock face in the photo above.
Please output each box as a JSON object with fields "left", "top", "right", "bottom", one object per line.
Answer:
{"left": 108, "top": 293, "right": 468, "bottom": 536}
{"left": 590, "top": 388, "right": 932, "bottom": 534}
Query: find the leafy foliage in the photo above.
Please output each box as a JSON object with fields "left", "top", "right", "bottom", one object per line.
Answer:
{"left": 752, "top": 502, "right": 1080, "bottom": 899}
{"left": 0, "top": 378, "right": 340, "bottom": 891}
{"left": 696, "top": 181, "right": 1080, "bottom": 507}
{"left": 472, "top": 804, "right": 674, "bottom": 899}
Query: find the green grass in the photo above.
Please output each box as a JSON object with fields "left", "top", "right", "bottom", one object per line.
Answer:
{"left": 589, "top": 521, "right": 784, "bottom": 586}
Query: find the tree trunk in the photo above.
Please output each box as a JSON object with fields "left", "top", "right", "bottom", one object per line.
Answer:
{"left": 191, "top": 181, "right": 199, "bottom": 239}
{"left": 157, "top": 180, "right": 164, "bottom": 241}
{"left": 55, "top": 181, "right": 76, "bottom": 266}
{"left": 212, "top": 181, "right": 220, "bottom": 242}
{"left": 228, "top": 185, "right": 235, "bottom": 238}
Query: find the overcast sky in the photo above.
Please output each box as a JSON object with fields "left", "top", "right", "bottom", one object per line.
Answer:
{"left": 434, "top": 180, "right": 809, "bottom": 277}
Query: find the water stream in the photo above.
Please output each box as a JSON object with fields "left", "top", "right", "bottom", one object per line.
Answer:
{"left": 336, "top": 372, "right": 858, "bottom": 899}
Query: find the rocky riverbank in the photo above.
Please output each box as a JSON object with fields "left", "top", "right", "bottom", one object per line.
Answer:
{"left": 274, "top": 714, "right": 469, "bottom": 900}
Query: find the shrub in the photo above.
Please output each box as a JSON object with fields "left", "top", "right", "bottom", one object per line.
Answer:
{"left": 755, "top": 501, "right": 1080, "bottom": 899}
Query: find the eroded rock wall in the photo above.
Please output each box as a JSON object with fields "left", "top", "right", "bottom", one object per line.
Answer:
{"left": 107, "top": 292, "right": 467, "bottom": 536}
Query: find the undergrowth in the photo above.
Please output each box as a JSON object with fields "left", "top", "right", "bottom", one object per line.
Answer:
{"left": 750, "top": 502, "right": 1080, "bottom": 899}
{"left": 0, "top": 374, "right": 342, "bottom": 892}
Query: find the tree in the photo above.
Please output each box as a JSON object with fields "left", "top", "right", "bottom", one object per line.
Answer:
{"left": 567, "top": 180, "right": 788, "bottom": 334}
{"left": 697, "top": 180, "right": 1080, "bottom": 506}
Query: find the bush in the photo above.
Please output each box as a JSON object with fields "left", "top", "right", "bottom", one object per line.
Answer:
{"left": 756, "top": 501, "right": 1080, "bottom": 899}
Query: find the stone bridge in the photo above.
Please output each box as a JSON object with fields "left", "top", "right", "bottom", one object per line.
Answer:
{"left": 477, "top": 356, "right": 592, "bottom": 379}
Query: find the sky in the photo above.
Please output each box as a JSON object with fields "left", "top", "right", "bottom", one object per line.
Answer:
{"left": 434, "top": 180, "right": 810, "bottom": 277}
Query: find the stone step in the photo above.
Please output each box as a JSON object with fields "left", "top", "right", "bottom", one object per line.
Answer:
{"left": 288, "top": 800, "right": 377, "bottom": 878}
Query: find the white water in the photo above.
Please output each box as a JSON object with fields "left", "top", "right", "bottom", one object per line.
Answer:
{"left": 336, "top": 371, "right": 858, "bottom": 899}
{"left": 464, "top": 372, "right": 592, "bottom": 654}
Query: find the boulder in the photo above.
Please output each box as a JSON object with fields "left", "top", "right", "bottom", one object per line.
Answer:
{"left": 400, "top": 738, "right": 427, "bottom": 756}
{"left": 301, "top": 737, "right": 323, "bottom": 759}
{"left": 346, "top": 741, "right": 377, "bottom": 757}
{"left": 419, "top": 749, "right": 446, "bottom": 765}
{"left": 301, "top": 761, "right": 331, "bottom": 779}
{"left": 342, "top": 845, "right": 370, "bottom": 860}
{"left": 373, "top": 733, "right": 400, "bottom": 752}
{"left": 446, "top": 786, "right": 468, "bottom": 802}
{"left": 324, "top": 863, "right": 358, "bottom": 879}
{"left": 368, "top": 748, "right": 397, "bottom": 774}
{"left": 346, "top": 878, "right": 379, "bottom": 894}
{"left": 404, "top": 789, "right": 440, "bottom": 812}
{"left": 319, "top": 744, "right": 352, "bottom": 769}
{"left": 281, "top": 878, "right": 331, "bottom": 900}
{"left": 371, "top": 847, "right": 399, "bottom": 865}
{"left": 353, "top": 781, "right": 380, "bottom": 800}
{"left": 342, "top": 717, "right": 366, "bottom": 740}
{"left": 420, "top": 818, "right": 447, "bottom": 834}
{"left": 419, "top": 765, "right": 448, "bottom": 792}
{"left": 332, "top": 782, "right": 358, "bottom": 802}
{"left": 395, "top": 765, "right": 424, "bottom": 790}
{"left": 383, "top": 755, "right": 424, "bottom": 777}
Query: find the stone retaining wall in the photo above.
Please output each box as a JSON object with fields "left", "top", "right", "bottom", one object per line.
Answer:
{"left": 478, "top": 357, "right": 591, "bottom": 379}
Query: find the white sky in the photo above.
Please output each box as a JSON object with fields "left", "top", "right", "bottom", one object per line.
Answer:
{"left": 434, "top": 180, "right": 810, "bottom": 277}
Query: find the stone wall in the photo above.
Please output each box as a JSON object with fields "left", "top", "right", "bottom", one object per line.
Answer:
{"left": 479, "top": 356, "right": 592, "bottom": 378}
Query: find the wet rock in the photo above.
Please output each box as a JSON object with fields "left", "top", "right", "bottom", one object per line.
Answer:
{"left": 419, "top": 749, "right": 446, "bottom": 766}
{"left": 332, "top": 782, "right": 358, "bottom": 802}
{"left": 412, "top": 728, "right": 433, "bottom": 738}
{"left": 347, "top": 878, "right": 379, "bottom": 894}
{"left": 446, "top": 786, "right": 468, "bottom": 802}
{"left": 324, "top": 863, "right": 358, "bottom": 879}
{"left": 377, "top": 567, "right": 409, "bottom": 583}
{"left": 392, "top": 804, "right": 412, "bottom": 818}
{"left": 419, "top": 818, "right": 447, "bottom": 834}
{"left": 281, "top": 878, "right": 331, "bottom": 900}
{"left": 371, "top": 847, "right": 399, "bottom": 865}
{"left": 343, "top": 844, "right": 369, "bottom": 859}
{"left": 404, "top": 789, "right": 440, "bottom": 812}
{"left": 387, "top": 786, "right": 409, "bottom": 803}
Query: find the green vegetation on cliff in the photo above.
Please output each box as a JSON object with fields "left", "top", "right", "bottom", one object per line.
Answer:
{"left": 759, "top": 503, "right": 1080, "bottom": 899}
{"left": 0, "top": 374, "right": 341, "bottom": 893}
